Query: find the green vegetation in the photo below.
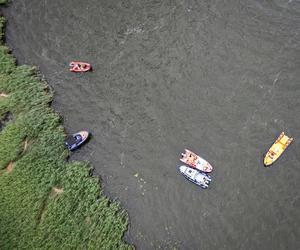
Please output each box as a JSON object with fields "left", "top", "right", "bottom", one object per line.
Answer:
{"left": 0, "top": 3, "right": 132, "bottom": 249}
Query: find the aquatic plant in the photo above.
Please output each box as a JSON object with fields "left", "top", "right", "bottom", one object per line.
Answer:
{"left": 0, "top": 3, "right": 132, "bottom": 249}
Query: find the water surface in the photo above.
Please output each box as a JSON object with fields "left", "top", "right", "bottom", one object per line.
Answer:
{"left": 3, "top": 0, "right": 300, "bottom": 249}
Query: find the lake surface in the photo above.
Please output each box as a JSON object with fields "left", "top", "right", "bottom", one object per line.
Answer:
{"left": 3, "top": 0, "right": 300, "bottom": 249}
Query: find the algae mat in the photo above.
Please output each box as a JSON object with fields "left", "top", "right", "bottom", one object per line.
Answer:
{"left": 3, "top": 0, "right": 300, "bottom": 249}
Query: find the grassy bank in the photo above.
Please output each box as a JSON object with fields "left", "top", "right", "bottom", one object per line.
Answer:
{"left": 0, "top": 3, "right": 132, "bottom": 249}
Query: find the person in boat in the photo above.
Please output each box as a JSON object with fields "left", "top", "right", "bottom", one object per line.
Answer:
{"left": 269, "top": 146, "right": 279, "bottom": 159}
{"left": 188, "top": 153, "right": 197, "bottom": 163}
{"left": 181, "top": 152, "right": 197, "bottom": 164}
{"left": 75, "top": 134, "right": 82, "bottom": 141}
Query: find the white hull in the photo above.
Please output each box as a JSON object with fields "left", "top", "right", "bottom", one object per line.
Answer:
{"left": 179, "top": 165, "right": 212, "bottom": 189}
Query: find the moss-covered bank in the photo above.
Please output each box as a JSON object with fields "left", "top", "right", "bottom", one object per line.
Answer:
{"left": 0, "top": 2, "right": 132, "bottom": 249}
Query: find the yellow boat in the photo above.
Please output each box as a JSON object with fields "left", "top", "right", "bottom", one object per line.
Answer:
{"left": 264, "top": 132, "right": 293, "bottom": 166}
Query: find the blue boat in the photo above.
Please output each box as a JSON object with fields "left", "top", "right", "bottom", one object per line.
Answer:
{"left": 65, "top": 131, "right": 89, "bottom": 151}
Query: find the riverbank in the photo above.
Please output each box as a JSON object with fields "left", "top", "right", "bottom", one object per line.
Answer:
{"left": 0, "top": 2, "right": 132, "bottom": 249}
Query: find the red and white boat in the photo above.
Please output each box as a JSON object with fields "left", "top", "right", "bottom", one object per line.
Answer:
{"left": 69, "top": 61, "right": 91, "bottom": 72}
{"left": 180, "top": 149, "right": 213, "bottom": 172}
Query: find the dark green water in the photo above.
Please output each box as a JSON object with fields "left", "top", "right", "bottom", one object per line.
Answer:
{"left": 3, "top": 0, "right": 300, "bottom": 249}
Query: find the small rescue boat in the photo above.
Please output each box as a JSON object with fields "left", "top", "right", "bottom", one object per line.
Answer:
{"left": 65, "top": 131, "right": 89, "bottom": 151}
{"left": 180, "top": 149, "right": 213, "bottom": 172}
{"left": 264, "top": 132, "right": 293, "bottom": 166}
{"left": 179, "top": 165, "right": 212, "bottom": 189}
{"left": 69, "top": 61, "right": 91, "bottom": 72}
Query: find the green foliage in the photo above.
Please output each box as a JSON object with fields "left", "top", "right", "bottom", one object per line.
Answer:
{"left": 0, "top": 45, "right": 16, "bottom": 74}
{"left": 0, "top": 10, "right": 132, "bottom": 250}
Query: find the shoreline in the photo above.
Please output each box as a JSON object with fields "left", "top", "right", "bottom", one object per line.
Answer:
{"left": 1, "top": 0, "right": 300, "bottom": 249}
{"left": 0, "top": 1, "right": 133, "bottom": 248}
